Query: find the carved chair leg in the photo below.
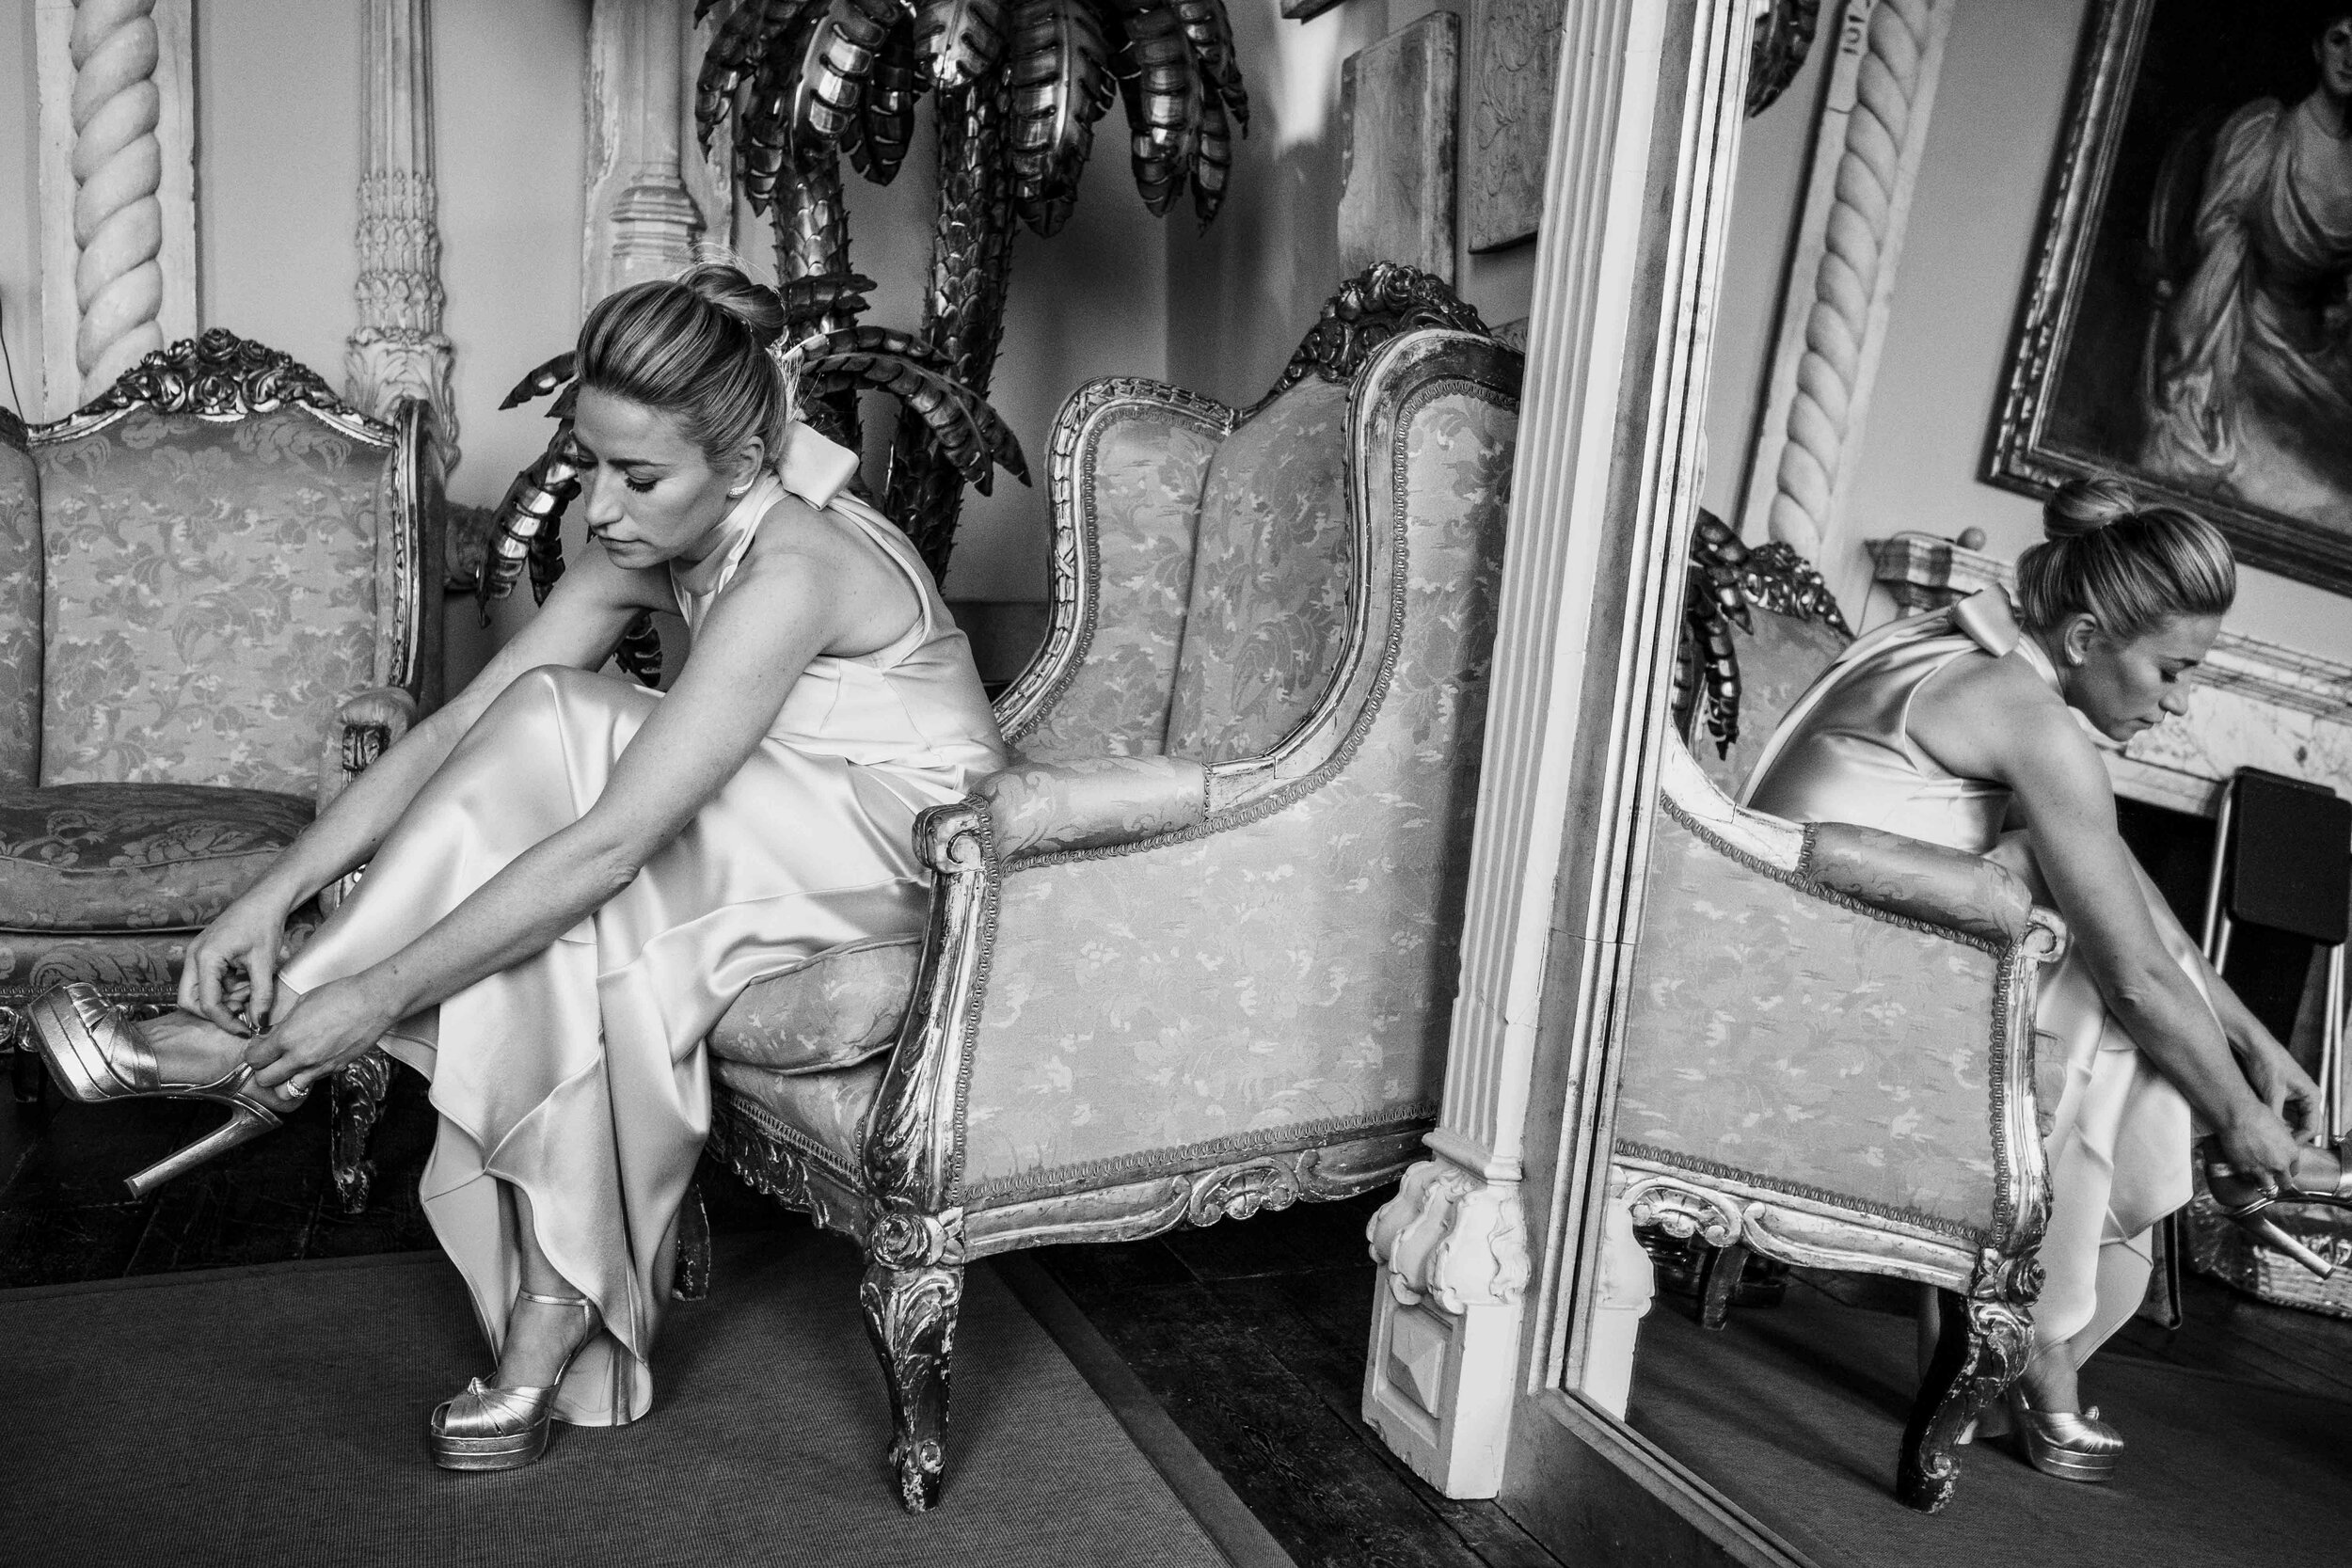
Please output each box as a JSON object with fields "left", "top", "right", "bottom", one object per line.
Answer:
{"left": 1696, "top": 1241, "right": 1748, "bottom": 1330}
{"left": 859, "top": 1259, "right": 963, "bottom": 1513}
{"left": 1898, "top": 1283, "right": 2030, "bottom": 1513}
{"left": 671, "top": 1179, "right": 712, "bottom": 1302}
{"left": 328, "top": 1049, "right": 394, "bottom": 1216}
{"left": 7, "top": 1008, "right": 43, "bottom": 1105}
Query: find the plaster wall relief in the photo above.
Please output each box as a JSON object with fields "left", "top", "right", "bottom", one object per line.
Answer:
{"left": 34, "top": 0, "right": 199, "bottom": 419}
{"left": 1466, "top": 0, "right": 1561, "bottom": 253}
{"left": 349, "top": 0, "right": 458, "bottom": 472}
{"left": 1737, "top": 0, "right": 1955, "bottom": 620}
{"left": 1338, "top": 12, "right": 1460, "bottom": 284}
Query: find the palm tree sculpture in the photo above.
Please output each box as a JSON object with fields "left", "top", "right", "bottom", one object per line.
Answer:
{"left": 475, "top": 271, "right": 1024, "bottom": 687}
{"left": 694, "top": 0, "right": 1250, "bottom": 576}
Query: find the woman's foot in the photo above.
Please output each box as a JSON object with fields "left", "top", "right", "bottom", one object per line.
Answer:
{"left": 135, "top": 1010, "right": 261, "bottom": 1089}
{"left": 495, "top": 1290, "right": 604, "bottom": 1390}
{"left": 2009, "top": 1348, "right": 2122, "bottom": 1482}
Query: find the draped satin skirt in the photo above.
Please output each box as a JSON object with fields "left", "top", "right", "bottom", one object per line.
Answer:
{"left": 278, "top": 666, "right": 939, "bottom": 1424}
{"left": 2010, "top": 845, "right": 2201, "bottom": 1359}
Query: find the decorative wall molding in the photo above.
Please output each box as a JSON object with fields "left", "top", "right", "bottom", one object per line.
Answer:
{"left": 1337, "top": 12, "right": 1460, "bottom": 285}
{"left": 348, "top": 0, "right": 457, "bottom": 472}
{"left": 1872, "top": 534, "right": 2352, "bottom": 817}
{"left": 1737, "top": 0, "right": 1956, "bottom": 619}
{"left": 34, "top": 0, "right": 199, "bottom": 418}
{"left": 584, "top": 0, "right": 712, "bottom": 310}
{"left": 1364, "top": 0, "right": 1756, "bottom": 1506}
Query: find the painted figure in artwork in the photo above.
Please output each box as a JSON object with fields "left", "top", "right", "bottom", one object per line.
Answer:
{"left": 2141, "top": 7, "right": 2352, "bottom": 528}
{"left": 25, "top": 265, "right": 1009, "bottom": 1470}
{"left": 1743, "top": 480, "right": 2351, "bottom": 1485}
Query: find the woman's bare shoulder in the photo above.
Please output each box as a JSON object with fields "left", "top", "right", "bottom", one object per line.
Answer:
{"left": 1913, "top": 647, "right": 2091, "bottom": 778}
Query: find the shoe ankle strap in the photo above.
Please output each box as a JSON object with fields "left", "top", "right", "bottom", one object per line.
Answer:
{"left": 516, "top": 1289, "right": 595, "bottom": 1318}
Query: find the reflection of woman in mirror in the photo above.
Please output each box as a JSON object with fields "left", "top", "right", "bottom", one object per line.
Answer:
{"left": 1741, "top": 481, "right": 2347, "bottom": 1484}
{"left": 2142, "top": 8, "right": 2352, "bottom": 524}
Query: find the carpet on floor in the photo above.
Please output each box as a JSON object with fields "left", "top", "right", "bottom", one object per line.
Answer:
{"left": 1626, "top": 1277, "right": 2352, "bottom": 1568}
{"left": 0, "top": 1228, "right": 1234, "bottom": 1568}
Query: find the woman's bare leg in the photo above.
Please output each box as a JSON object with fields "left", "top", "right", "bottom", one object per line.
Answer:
{"left": 137, "top": 1011, "right": 261, "bottom": 1085}
{"left": 495, "top": 1184, "right": 602, "bottom": 1388}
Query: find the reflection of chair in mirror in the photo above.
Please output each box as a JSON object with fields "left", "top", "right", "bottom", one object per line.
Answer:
{"left": 0, "top": 334, "right": 442, "bottom": 1197}
{"left": 697, "top": 274, "right": 1522, "bottom": 1510}
{"left": 1611, "top": 720, "right": 2067, "bottom": 1513}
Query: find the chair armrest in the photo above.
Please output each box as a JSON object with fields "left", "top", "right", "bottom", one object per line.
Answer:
{"left": 316, "top": 686, "right": 418, "bottom": 814}
{"left": 1801, "top": 821, "right": 2037, "bottom": 948}
{"left": 974, "top": 754, "right": 1207, "bottom": 860}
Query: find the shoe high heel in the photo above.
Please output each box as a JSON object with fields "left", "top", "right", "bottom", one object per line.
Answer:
{"left": 2206, "top": 1146, "right": 2352, "bottom": 1279}
{"left": 430, "top": 1291, "right": 601, "bottom": 1472}
{"left": 27, "top": 983, "right": 304, "bottom": 1197}
{"left": 2008, "top": 1386, "right": 2123, "bottom": 1483}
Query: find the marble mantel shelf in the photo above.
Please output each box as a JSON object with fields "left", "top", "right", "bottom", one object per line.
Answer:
{"left": 1870, "top": 533, "right": 2352, "bottom": 818}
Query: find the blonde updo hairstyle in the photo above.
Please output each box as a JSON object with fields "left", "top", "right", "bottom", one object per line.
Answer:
{"left": 573, "top": 263, "right": 795, "bottom": 474}
{"left": 2013, "top": 476, "right": 2235, "bottom": 641}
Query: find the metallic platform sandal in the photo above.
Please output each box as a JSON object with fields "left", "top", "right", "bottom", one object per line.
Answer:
{"left": 430, "top": 1292, "right": 600, "bottom": 1472}
{"left": 27, "top": 982, "right": 303, "bottom": 1197}
{"left": 2207, "top": 1146, "right": 2352, "bottom": 1278}
{"left": 2009, "top": 1387, "right": 2123, "bottom": 1483}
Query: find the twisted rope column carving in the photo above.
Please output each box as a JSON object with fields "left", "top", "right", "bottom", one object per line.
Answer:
{"left": 68, "top": 0, "right": 167, "bottom": 392}
{"left": 1749, "top": 0, "right": 1949, "bottom": 578}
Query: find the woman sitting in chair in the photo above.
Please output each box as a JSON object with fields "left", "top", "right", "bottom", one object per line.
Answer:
{"left": 1741, "top": 478, "right": 2346, "bottom": 1483}
{"left": 27, "top": 263, "right": 1008, "bottom": 1470}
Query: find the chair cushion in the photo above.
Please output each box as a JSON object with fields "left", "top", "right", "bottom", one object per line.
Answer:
{"left": 712, "top": 1053, "right": 887, "bottom": 1178}
{"left": 36, "top": 404, "right": 387, "bottom": 795}
{"left": 0, "top": 418, "right": 38, "bottom": 786}
{"left": 706, "top": 938, "right": 919, "bottom": 1075}
{"left": 1165, "top": 376, "right": 1356, "bottom": 764}
{"left": 0, "top": 783, "right": 312, "bottom": 931}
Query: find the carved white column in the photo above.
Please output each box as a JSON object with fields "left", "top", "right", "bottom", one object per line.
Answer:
{"left": 584, "top": 0, "right": 708, "bottom": 309}
{"left": 1366, "top": 0, "right": 1756, "bottom": 1501}
{"left": 1736, "top": 0, "right": 1954, "bottom": 616}
{"left": 34, "top": 0, "right": 198, "bottom": 417}
{"left": 349, "top": 0, "right": 457, "bottom": 469}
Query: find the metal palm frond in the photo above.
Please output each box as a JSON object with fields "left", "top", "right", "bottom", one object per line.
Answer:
{"left": 1008, "top": 0, "right": 1116, "bottom": 237}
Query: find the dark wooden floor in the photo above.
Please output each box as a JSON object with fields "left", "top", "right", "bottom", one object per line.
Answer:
{"left": 11, "top": 1060, "right": 2352, "bottom": 1567}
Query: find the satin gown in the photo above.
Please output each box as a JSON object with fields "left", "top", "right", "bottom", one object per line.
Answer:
{"left": 1742, "top": 589, "right": 2199, "bottom": 1364}
{"left": 278, "top": 428, "right": 1007, "bottom": 1425}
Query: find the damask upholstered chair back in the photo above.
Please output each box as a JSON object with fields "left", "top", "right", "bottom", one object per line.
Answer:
{"left": 0, "top": 411, "right": 40, "bottom": 785}
{"left": 27, "top": 337, "right": 437, "bottom": 795}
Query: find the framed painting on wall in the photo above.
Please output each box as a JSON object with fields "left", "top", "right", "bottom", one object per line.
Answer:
{"left": 1990, "top": 0, "right": 2352, "bottom": 594}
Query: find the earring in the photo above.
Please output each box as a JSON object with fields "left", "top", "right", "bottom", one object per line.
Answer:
{"left": 725, "top": 480, "right": 753, "bottom": 499}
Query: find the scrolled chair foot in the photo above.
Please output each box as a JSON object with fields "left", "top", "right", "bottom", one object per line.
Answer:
{"left": 859, "top": 1257, "right": 963, "bottom": 1513}
{"left": 1898, "top": 1254, "right": 2039, "bottom": 1513}
{"left": 329, "top": 1049, "right": 395, "bottom": 1216}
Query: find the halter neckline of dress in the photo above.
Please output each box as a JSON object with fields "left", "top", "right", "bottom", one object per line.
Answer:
{"left": 668, "top": 420, "right": 866, "bottom": 604}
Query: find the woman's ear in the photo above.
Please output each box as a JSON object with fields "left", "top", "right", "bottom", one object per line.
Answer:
{"left": 2062, "top": 612, "right": 2098, "bottom": 668}
{"left": 729, "top": 436, "right": 768, "bottom": 497}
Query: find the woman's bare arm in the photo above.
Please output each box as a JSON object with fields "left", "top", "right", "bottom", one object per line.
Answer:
{"left": 180, "top": 547, "right": 656, "bottom": 1029}
{"left": 1911, "top": 656, "right": 2300, "bottom": 1183}
{"left": 243, "top": 499, "right": 914, "bottom": 1090}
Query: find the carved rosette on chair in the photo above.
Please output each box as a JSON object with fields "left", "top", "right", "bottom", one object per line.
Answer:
{"left": 1612, "top": 738, "right": 2064, "bottom": 1512}
{"left": 691, "top": 268, "right": 1519, "bottom": 1510}
{"left": 0, "top": 331, "right": 442, "bottom": 1206}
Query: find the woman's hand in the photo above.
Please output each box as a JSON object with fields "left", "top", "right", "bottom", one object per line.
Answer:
{"left": 180, "top": 890, "right": 295, "bottom": 1036}
{"left": 2241, "top": 1035, "right": 2328, "bottom": 1142}
{"left": 241, "top": 976, "right": 398, "bottom": 1098}
{"left": 2211, "top": 1101, "right": 2306, "bottom": 1196}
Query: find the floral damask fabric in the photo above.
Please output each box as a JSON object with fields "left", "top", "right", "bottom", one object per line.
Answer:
{"left": 0, "top": 782, "right": 312, "bottom": 930}
{"left": 707, "top": 938, "right": 919, "bottom": 1075}
{"left": 0, "top": 431, "right": 38, "bottom": 786}
{"left": 0, "top": 928, "right": 190, "bottom": 996}
{"left": 36, "top": 407, "right": 385, "bottom": 796}
{"left": 1697, "top": 609, "right": 1849, "bottom": 798}
{"left": 954, "top": 389, "right": 1516, "bottom": 1203}
{"left": 1164, "top": 378, "right": 1355, "bottom": 764}
{"left": 713, "top": 1053, "right": 887, "bottom": 1178}
{"left": 1015, "top": 408, "right": 1219, "bottom": 761}
{"left": 979, "top": 753, "right": 1208, "bottom": 859}
{"left": 1614, "top": 809, "right": 2004, "bottom": 1237}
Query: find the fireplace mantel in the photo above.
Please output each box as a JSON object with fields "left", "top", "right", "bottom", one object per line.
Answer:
{"left": 1871, "top": 533, "right": 2352, "bottom": 818}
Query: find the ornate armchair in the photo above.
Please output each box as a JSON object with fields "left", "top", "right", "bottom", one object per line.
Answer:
{"left": 1611, "top": 729, "right": 2067, "bottom": 1513}
{"left": 680, "top": 273, "right": 1519, "bottom": 1510}
{"left": 0, "top": 333, "right": 443, "bottom": 1176}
